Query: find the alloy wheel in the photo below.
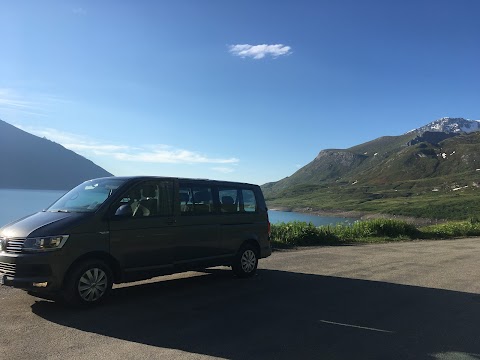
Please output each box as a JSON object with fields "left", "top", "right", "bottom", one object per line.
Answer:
{"left": 241, "top": 249, "right": 257, "bottom": 273}
{"left": 77, "top": 268, "right": 108, "bottom": 302}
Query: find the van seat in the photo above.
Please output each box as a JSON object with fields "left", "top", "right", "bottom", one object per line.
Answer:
{"left": 221, "top": 196, "right": 237, "bottom": 213}
{"left": 194, "top": 191, "right": 213, "bottom": 214}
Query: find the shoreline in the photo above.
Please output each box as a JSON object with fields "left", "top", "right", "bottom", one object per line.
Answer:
{"left": 268, "top": 206, "right": 445, "bottom": 227}
{"left": 269, "top": 206, "right": 363, "bottom": 218}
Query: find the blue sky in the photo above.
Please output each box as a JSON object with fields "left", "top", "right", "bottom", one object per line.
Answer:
{"left": 1, "top": 0, "right": 479, "bottom": 185}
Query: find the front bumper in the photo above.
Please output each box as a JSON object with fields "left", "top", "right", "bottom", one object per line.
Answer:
{"left": 0, "top": 251, "right": 63, "bottom": 292}
{"left": 0, "top": 273, "right": 53, "bottom": 289}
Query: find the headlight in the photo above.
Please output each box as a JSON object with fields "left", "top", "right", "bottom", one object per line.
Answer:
{"left": 23, "top": 235, "right": 69, "bottom": 252}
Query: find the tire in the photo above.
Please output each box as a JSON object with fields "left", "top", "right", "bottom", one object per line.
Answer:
{"left": 232, "top": 243, "right": 258, "bottom": 278}
{"left": 63, "top": 259, "right": 113, "bottom": 307}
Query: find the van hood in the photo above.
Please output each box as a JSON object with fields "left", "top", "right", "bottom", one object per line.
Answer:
{"left": 0, "top": 211, "right": 90, "bottom": 238}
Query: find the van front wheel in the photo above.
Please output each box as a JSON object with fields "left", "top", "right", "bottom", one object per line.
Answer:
{"left": 232, "top": 244, "right": 258, "bottom": 278}
{"left": 63, "top": 259, "right": 113, "bottom": 306}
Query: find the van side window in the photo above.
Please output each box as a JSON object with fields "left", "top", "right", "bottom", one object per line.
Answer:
{"left": 180, "top": 185, "right": 214, "bottom": 215}
{"left": 219, "top": 189, "right": 239, "bottom": 213}
{"left": 242, "top": 189, "right": 257, "bottom": 212}
{"left": 219, "top": 188, "right": 258, "bottom": 213}
{"left": 115, "top": 180, "right": 174, "bottom": 217}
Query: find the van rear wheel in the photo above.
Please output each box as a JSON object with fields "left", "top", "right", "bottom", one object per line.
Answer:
{"left": 63, "top": 259, "right": 113, "bottom": 306}
{"left": 232, "top": 244, "right": 258, "bottom": 278}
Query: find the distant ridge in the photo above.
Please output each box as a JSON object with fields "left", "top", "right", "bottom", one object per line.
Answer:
{"left": 262, "top": 117, "right": 480, "bottom": 220}
{"left": 0, "top": 119, "right": 113, "bottom": 190}
{"left": 263, "top": 117, "right": 480, "bottom": 194}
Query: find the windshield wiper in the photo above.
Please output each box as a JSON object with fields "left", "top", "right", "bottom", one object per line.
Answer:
{"left": 51, "top": 209, "right": 71, "bottom": 213}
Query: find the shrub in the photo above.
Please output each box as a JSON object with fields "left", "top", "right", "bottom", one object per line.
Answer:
{"left": 421, "top": 221, "right": 480, "bottom": 239}
{"left": 270, "top": 219, "right": 480, "bottom": 247}
{"left": 270, "top": 221, "right": 339, "bottom": 246}
{"left": 270, "top": 219, "right": 419, "bottom": 246}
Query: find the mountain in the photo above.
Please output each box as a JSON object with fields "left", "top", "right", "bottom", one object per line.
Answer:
{"left": 263, "top": 117, "right": 480, "bottom": 220}
{"left": 411, "top": 117, "right": 480, "bottom": 135}
{"left": 0, "top": 119, "right": 113, "bottom": 190}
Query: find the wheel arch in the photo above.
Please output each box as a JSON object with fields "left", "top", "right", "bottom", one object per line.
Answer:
{"left": 62, "top": 251, "right": 122, "bottom": 288}
{"left": 242, "top": 238, "right": 260, "bottom": 256}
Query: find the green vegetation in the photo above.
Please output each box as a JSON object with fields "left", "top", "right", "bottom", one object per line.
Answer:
{"left": 265, "top": 176, "right": 480, "bottom": 220}
{"left": 270, "top": 219, "right": 480, "bottom": 248}
{"left": 421, "top": 218, "right": 480, "bottom": 238}
{"left": 263, "top": 131, "right": 480, "bottom": 221}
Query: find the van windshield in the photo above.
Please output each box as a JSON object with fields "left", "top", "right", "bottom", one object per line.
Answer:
{"left": 47, "top": 179, "right": 126, "bottom": 213}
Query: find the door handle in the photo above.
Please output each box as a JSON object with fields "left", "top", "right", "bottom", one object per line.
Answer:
{"left": 167, "top": 218, "right": 176, "bottom": 225}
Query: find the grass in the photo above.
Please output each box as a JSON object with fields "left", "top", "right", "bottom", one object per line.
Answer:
{"left": 266, "top": 182, "right": 480, "bottom": 221}
{"left": 421, "top": 218, "right": 480, "bottom": 239}
{"left": 270, "top": 218, "right": 480, "bottom": 248}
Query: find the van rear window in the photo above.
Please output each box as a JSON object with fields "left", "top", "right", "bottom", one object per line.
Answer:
{"left": 242, "top": 189, "right": 257, "bottom": 213}
{"left": 219, "top": 188, "right": 257, "bottom": 213}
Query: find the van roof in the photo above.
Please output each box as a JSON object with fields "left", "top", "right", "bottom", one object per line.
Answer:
{"left": 90, "top": 176, "right": 259, "bottom": 187}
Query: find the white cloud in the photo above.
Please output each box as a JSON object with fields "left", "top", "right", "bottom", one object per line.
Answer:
{"left": 112, "top": 145, "right": 239, "bottom": 164}
{"left": 0, "top": 88, "right": 41, "bottom": 116}
{"left": 0, "top": 88, "right": 69, "bottom": 117}
{"left": 64, "top": 143, "right": 130, "bottom": 153}
{"left": 229, "top": 44, "right": 292, "bottom": 59}
{"left": 17, "top": 125, "right": 239, "bottom": 165}
{"left": 14, "top": 126, "right": 120, "bottom": 154}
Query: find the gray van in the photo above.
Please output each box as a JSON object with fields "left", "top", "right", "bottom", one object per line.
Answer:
{"left": 0, "top": 176, "right": 271, "bottom": 306}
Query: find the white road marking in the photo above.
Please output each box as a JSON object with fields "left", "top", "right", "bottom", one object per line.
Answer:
{"left": 319, "top": 320, "right": 393, "bottom": 334}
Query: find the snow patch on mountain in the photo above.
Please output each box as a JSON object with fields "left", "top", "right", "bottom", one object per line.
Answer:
{"left": 407, "top": 117, "right": 480, "bottom": 135}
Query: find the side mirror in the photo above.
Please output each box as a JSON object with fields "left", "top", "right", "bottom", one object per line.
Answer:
{"left": 114, "top": 204, "right": 133, "bottom": 217}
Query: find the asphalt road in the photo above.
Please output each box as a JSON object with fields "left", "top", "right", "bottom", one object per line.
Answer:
{"left": 2, "top": 239, "right": 480, "bottom": 360}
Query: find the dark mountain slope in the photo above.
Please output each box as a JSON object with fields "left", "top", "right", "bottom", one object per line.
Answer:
{"left": 0, "top": 119, "right": 113, "bottom": 190}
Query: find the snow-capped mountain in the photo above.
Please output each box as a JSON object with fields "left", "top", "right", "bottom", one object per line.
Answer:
{"left": 410, "top": 117, "right": 480, "bottom": 135}
{"left": 264, "top": 116, "right": 480, "bottom": 201}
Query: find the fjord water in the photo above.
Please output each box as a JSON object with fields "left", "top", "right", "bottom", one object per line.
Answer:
{"left": 268, "top": 210, "right": 354, "bottom": 226}
{"left": 0, "top": 189, "right": 353, "bottom": 228}
{"left": 0, "top": 189, "right": 66, "bottom": 227}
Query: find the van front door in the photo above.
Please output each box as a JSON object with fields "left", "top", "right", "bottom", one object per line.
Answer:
{"left": 109, "top": 180, "right": 176, "bottom": 278}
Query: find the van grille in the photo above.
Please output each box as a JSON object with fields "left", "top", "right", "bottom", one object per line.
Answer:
{"left": 1, "top": 238, "right": 25, "bottom": 254}
{"left": 0, "top": 262, "right": 16, "bottom": 276}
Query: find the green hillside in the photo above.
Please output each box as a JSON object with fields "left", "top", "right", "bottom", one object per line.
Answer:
{"left": 263, "top": 129, "right": 480, "bottom": 220}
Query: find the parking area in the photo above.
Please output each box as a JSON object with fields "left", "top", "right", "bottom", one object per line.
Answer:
{"left": 1, "top": 238, "right": 480, "bottom": 359}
